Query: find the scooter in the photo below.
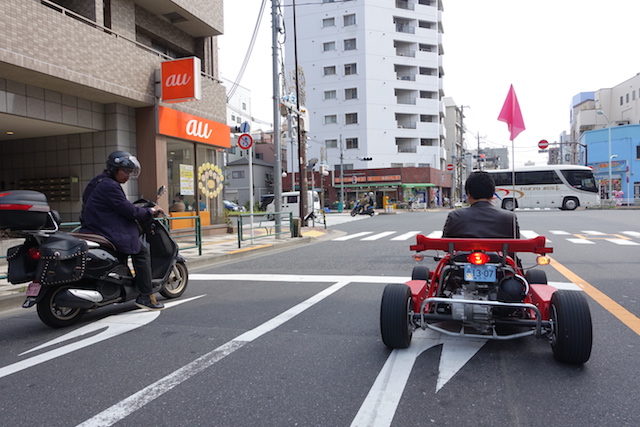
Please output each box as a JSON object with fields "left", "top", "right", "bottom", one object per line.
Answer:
{"left": 1, "top": 186, "right": 188, "bottom": 328}
{"left": 350, "top": 201, "right": 375, "bottom": 217}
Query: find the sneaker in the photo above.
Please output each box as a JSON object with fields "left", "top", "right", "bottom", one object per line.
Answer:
{"left": 135, "top": 295, "right": 165, "bottom": 311}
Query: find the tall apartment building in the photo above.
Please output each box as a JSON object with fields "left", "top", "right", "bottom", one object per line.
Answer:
{"left": 0, "top": 0, "right": 229, "bottom": 230}
{"left": 283, "top": 0, "right": 445, "bottom": 174}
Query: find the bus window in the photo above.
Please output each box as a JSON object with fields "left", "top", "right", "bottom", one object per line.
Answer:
{"left": 561, "top": 170, "right": 598, "bottom": 192}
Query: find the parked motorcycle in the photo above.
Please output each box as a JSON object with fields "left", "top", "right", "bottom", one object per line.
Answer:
{"left": 0, "top": 187, "right": 188, "bottom": 328}
{"left": 350, "top": 200, "right": 375, "bottom": 217}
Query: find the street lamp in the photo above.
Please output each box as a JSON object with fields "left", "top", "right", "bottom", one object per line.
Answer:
{"left": 596, "top": 110, "right": 613, "bottom": 201}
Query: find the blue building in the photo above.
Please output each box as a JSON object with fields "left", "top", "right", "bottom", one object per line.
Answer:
{"left": 581, "top": 124, "right": 640, "bottom": 201}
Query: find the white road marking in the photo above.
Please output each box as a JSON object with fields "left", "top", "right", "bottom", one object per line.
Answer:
{"left": 390, "top": 231, "right": 421, "bottom": 241}
{"left": 333, "top": 231, "right": 374, "bottom": 241}
{"left": 351, "top": 329, "right": 486, "bottom": 427}
{"left": 362, "top": 231, "right": 397, "bottom": 241}
{"left": 580, "top": 230, "right": 605, "bottom": 235}
{"left": 78, "top": 280, "right": 353, "bottom": 427}
{"left": 566, "top": 238, "right": 595, "bottom": 244}
{"left": 426, "top": 230, "right": 443, "bottom": 238}
{"left": 549, "top": 230, "right": 570, "bottom": 235}
{"left": 622, "top": 231, "right": 640, "bottom": 238}
{"left": 606, "top": 239, "right": 640, "bottom": 246}
{"left": 0, "top": 296, "right": 204, "bottom": 380}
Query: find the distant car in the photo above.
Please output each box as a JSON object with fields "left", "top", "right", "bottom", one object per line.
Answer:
{"left": 223, "top": 200, "right": 245, "bottom": 212}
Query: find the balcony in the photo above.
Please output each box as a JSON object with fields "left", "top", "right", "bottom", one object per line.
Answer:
{"left": 396, "top": 0, "right": 415, "bottom": 10}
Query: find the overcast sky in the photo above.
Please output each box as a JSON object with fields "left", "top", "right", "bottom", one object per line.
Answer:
{"left": 219, "top": 0, "right": 640, "bottom": 166}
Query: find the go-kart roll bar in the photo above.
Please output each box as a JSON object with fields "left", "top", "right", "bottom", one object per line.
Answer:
{"left": 410, "top": 235, "right": 553, "bottom": 255}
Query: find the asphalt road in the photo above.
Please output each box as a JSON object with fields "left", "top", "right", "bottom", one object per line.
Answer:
{"left": 0, "top": 209, "right": 638, "bottom": 426}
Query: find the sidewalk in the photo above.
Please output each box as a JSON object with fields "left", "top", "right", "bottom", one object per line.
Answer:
{"left": 0, "top": 225, "right": 331, "bottom": 312}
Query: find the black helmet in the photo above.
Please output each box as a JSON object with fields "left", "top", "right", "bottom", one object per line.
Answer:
{"left": 106, "top": 151, "right": 141, "bottom": 178}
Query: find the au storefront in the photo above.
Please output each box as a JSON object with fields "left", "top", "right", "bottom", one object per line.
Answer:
{"left": 154, "top": 106, "right": 230, "bottom": 232}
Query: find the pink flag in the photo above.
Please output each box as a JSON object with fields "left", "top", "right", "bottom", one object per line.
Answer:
{"left": 498, "top": 85, "right": 525, "bottom": 140}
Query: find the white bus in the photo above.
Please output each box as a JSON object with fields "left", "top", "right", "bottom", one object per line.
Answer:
{"left": 486, "top": 165, "right": 600, "bottom": 210}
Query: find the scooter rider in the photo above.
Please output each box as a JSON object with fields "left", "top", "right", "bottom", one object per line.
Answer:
{"left": 79, "top": 151, "right": 166, "bottom": 311}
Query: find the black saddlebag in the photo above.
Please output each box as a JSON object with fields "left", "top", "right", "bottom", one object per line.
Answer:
{"left": 35, "top": 234, "right": 89, "bottom": 285}
{"left": 6, "top": 243, "right": 40, "bottom": 284}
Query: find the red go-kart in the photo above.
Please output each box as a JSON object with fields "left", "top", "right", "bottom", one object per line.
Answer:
{"left": 380, "top": 235, "right": 593, "bottom": 364}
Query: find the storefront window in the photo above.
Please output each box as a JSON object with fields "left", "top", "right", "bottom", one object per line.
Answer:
{"left": 167, "top": 140, "right": 225, "bottom": 225}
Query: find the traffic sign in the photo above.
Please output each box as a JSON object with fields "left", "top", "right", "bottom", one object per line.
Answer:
{"left": 446, "top": 164, "right": 454, "bottom": 171}
{"left": 240, "top": 121, "right": 250, "bottom": 133}
{"left": 538, "top": 139, "right": 549, "bottom": 150}
{"left": 237, "top": 133, "right": 253, "bottom": 150}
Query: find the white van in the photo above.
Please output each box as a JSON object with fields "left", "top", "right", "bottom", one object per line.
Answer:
{"left": 266, "top": 191, "right": 321, "bottom": 219}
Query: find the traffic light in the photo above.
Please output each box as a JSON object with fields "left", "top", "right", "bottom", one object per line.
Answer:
{"left": 361, "top": 157, "right": 372, "bottom": 161}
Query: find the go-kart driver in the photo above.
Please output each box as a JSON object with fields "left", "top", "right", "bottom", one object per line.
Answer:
{"left": 80, "top": 151, "right": 165, "bottom": 311}
{"left": 442, "top": 171, "right": 520, "bottom": 239}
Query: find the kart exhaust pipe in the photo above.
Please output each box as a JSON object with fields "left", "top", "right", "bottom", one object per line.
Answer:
{"left": 54, "top": 289, "right": 103, "bottom": 309}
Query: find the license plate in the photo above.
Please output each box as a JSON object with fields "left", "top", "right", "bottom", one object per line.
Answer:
{"left": 464, "top": 264, "right": 496, "bottom": 282}
{"left": 26, "top": 283, "right": 42, "bottom": 297}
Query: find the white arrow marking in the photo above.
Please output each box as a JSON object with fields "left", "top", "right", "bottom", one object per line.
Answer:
{"left": 351, "top": 329, "right": 486, "bottom": 427}
{"left": 0, "top": 296, "right": 204, "bottom": 380}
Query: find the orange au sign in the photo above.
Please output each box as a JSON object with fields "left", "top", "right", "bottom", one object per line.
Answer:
{"left": 161, "top": 57, "right": 202, "bottom": 103}
{"left": 158, "top": 106, "right": 230, "bottom": 148}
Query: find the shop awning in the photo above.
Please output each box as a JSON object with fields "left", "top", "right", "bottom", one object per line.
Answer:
{"left": 334, "top": 182, "right": 401, "bottom": 188}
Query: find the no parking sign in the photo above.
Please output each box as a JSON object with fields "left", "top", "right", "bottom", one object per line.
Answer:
{"left": 237, "top": 133, "right": 253, "bottom": 150}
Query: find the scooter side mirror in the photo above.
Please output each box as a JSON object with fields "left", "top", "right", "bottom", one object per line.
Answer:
{"left": 157, "top": 185, "right": 167, "bottom": 197}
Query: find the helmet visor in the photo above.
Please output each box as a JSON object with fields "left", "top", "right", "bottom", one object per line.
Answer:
{"left": 119, "top": 156, "right": 141, "bottom": 178}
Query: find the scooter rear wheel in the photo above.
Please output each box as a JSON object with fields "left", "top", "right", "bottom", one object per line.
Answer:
{"left": 37, "top": 286, "right": 86, "bottom": 328}
{"left": 160, "top": 261, "right": 188, "bottom": 298}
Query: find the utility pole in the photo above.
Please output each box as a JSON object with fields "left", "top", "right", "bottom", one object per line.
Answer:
{"left": 271, "top": 0, "right": 282, "bottom": 236}
{"left": 292, "top": 0, "right": 308, "bottom": 224}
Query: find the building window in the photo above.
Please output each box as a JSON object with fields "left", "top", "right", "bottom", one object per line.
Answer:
{"left": 620, "top": 96, "right": 624, "bottom": 105}
{"left": 323, "top": 66, "right": 336, "bottom": 76}
{"left": 326, "top": 139, "right": 338, "bottom": 148}
{"left": 346, "top": 137, "right": 358, "bottom": 149}
{"left": 324, "top": 90, "right": 337, "bottom": 100}
{"left": 344, "top": 38, "right": 357, "bottom": 51}
{"left": 627, "top": 93, "right": 630, "bottom": 103}
{"left": 345, "top": 113, "right": 358, "bottom": 124}
{"left": 322, "top": 17, "right": 335, "bottom": 27}
{"left": 343, "top": 14, "right": 356, "bottom": 26}
{"left": 322, "top": 0, "right": 335, "bottom": 3}
{"left": 344, "top": 63, "right": 357, "bottom": 75}
{"left": 345, "top": 87, "right": 358, "bottom": 99}
{"left": 324, "top": 115, "right": 337, "bottom": 124}
{"left": 420, "top": 139, "right": 436, "bottom": 146}
{"left": 232, "top": 171, "right": 244, "bottom": 179}
{"left": 323, "top": 41, "right": 336, "bottom": 52}
{"left": 636, "top": 146, "right": 640, "bottom": 159}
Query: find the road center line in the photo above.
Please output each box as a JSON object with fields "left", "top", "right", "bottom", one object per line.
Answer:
{"left": 549, "top": 256, "right": 640, "bottom": 336}
{"left": 77, "top": 280, "right": 352, "bottom": 427}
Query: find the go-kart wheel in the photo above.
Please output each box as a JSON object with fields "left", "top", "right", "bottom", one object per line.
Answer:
{"left": 549, "top": 290, "right": 592, "bottom": 364}
{"left": 380, "top": 283, "right": 414, "bottom": 349}
{"left": 411, "top": 266, "right": 430, "bottom": 281}
{"left": 525, "top": 269, "right": 547, "bottom": 285}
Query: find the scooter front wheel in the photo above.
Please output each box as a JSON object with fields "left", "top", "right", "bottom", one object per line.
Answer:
{"left": 160, "top": 261, "right": 188, "bottom": 298}
{"left": 37, "top": 286, "right": 86, "bottom": 328}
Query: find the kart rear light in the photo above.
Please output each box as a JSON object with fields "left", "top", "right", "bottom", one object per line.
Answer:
{"left": 27, "top": 248, "right": 41, "bottom": 260}
{"left": 467, "top": 252, "right": 490, "bottom": 265}
{"left": 536, "top": 255, "right": 550, "bottom": 266}
{"left": 413, "top": 252, "right": 424, "bottom": 261}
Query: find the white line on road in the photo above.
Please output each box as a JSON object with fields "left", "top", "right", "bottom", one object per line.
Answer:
{"left": 390, "top": 231, "right": 421, "bottom": 241}
{"left": 78, "top": 280, "right": 353, "bottom": 427}
{"left": 362, "top": 231, "right": 397, "bottom": 241}
{"left": 333, "top": 232, "right": 374, "bottom": 241}
{"left": 566, "top": 238, "right": 595, "bottom": 244}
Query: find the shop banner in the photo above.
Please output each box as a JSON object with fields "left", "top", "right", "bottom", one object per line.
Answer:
{"left": 158, "top": 106, "right": 230, "bottom": 148}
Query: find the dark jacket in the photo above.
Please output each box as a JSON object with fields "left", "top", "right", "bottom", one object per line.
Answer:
{"left": 79, "top": 171, "right": 154, "bottom": 254}
{"left": 442, "top": 201, "right": 520, "bottom": 239}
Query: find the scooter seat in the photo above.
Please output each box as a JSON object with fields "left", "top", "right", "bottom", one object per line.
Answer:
{"left": 69, "top": 232, "right": 117, "bottom": 252}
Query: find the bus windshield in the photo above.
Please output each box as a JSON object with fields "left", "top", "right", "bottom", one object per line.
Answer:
{"left": 560, "top": 169, "right": 598, "bottom": 193}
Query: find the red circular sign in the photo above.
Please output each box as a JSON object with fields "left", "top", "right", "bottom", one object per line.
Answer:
{"left": 538, "top": 139, "right": 549, "bottom": 150}
{"left": 446, "top": 164, "right": 454, "bottom": 171}
{"left": 237, "top": 133, "right": 253, "bottom": 150}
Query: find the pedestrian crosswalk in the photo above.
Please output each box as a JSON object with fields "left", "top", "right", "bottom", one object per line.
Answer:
{"left": 331, "top": 229, "right": 640, "bottom": 246}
